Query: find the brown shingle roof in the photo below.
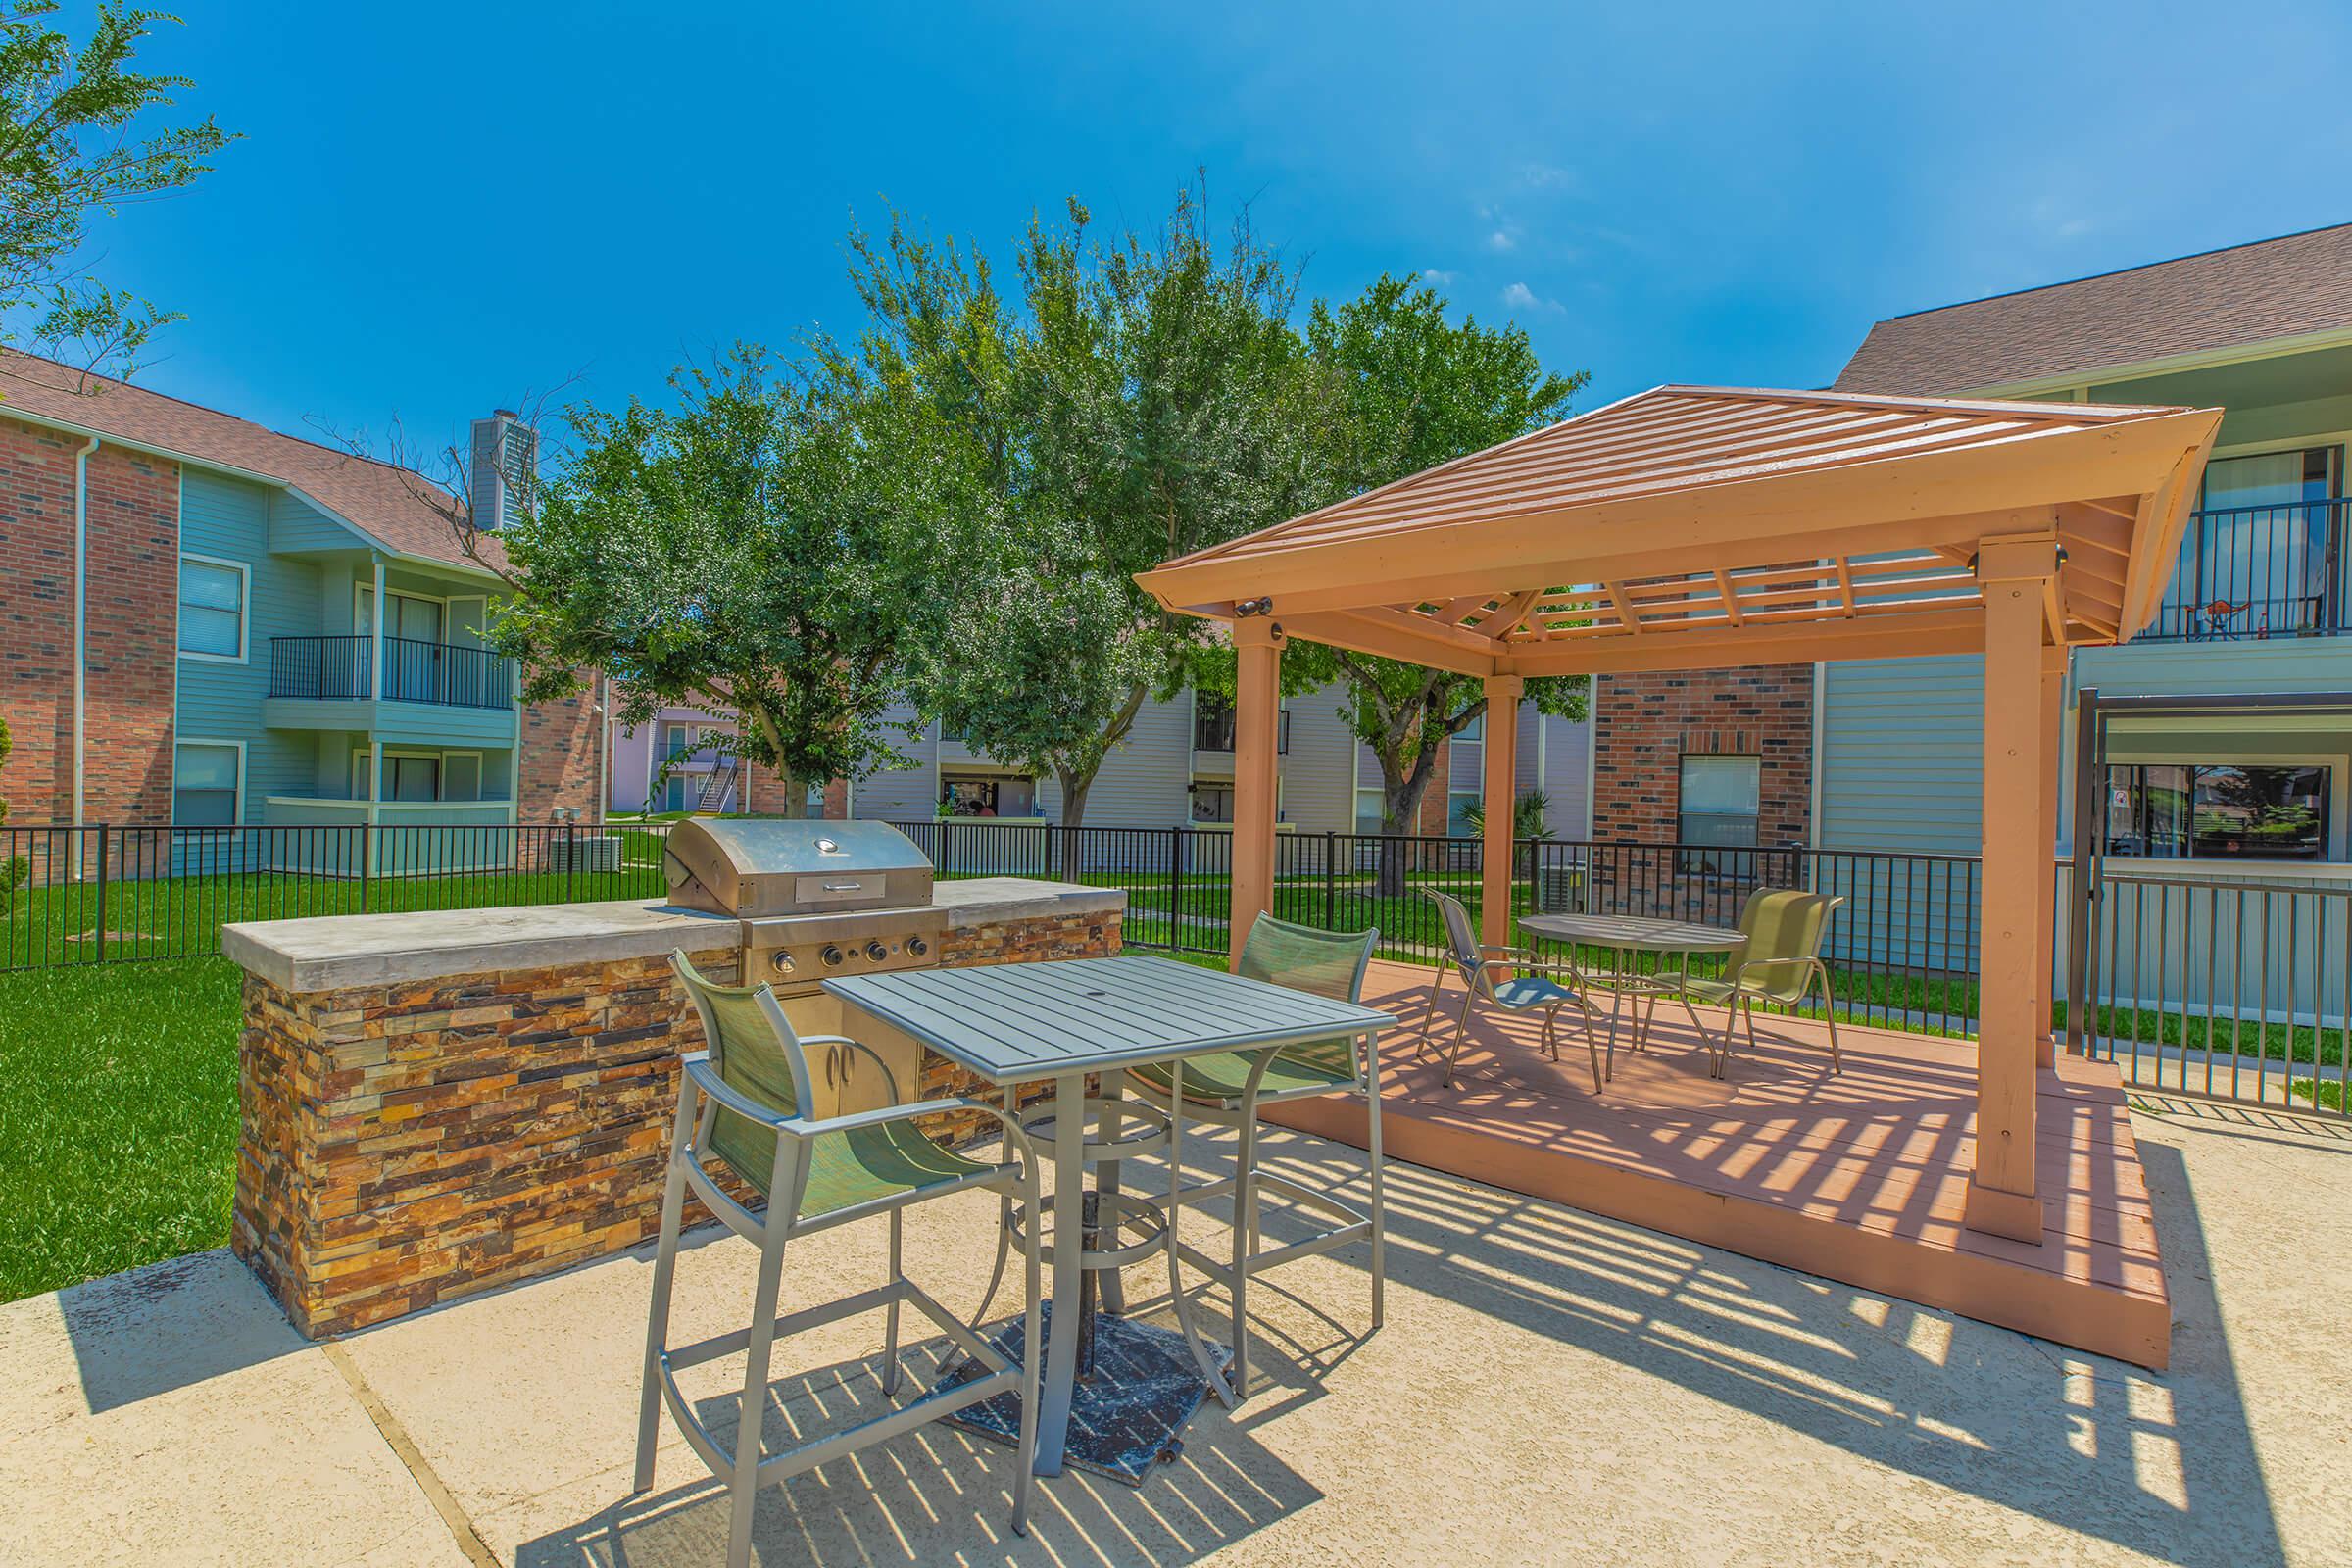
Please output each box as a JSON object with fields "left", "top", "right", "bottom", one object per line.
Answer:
{"left": 0, "top": 348, "right": 500, "bottom": 573}
{"left": 1834, "top": 222, "right": 2352, "bottom": 395}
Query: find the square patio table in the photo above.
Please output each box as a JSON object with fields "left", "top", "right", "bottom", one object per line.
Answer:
{"left": 825, "top": 953, "right": 1395, "bottom": 1477}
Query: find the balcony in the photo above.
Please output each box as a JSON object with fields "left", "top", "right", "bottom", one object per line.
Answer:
{"left": 2137, "top": 497, "right": 2350, "bottom": 642}
{"left": 268, "top": 635, "right": 514, "bottom": 710}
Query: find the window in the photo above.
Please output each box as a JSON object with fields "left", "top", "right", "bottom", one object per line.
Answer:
{"left": 1446, "top": 715, "right": 1483, "bottom": 837}
{"left": 1679, "top": 755, "right": 1761, "bottom": 870}
{"left": 1190, "top": 782, "right": 1236, "bottom": 823}
{"left": 444, "top": 754, "right": 482, "bottom": 803}
{"left": 172, "top": 742, "right": 241, "bottom": 825}
{"left": 1192, "top": 697, "right": 1290, "bottom": 754}
{"left": 178, "top": 558, "right": 247, "bottom": 660}
{"left": 388, "top": 755, "right": 441, "bottom": 802}
{"left": 1354, "top": 787, "right": 1386, "bottom": 835}
{"left": 941, "top": 773, "right": 1035, "bottom": 817}
{"left": 2104, "top": 764, "right": 2328, "bottom": 860}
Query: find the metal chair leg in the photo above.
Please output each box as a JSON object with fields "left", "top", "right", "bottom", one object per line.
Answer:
{"left": 1817, "top": 964, "right": 1843, "bottom": 1072}
{"left": 1365, "top": 1060, "right": 1387, "bottom": 1329}
{"left": 1414, "top": 965, "right": 1450, "bottom": 1062}
{"left": 1229, "top": 1108, "right": 1260, "bottom": 1401}
{"left": 1010, "top": 1156, "right": 1044, "bottom": 1536}
{"left": 971, "top": 1085, "right": 1018, "bottom": 1327}
{"left": 726, "top": 1222, "right": 791, "bottom": 1568}
{"left": 633, "top": 1092, "right": 696, "bottom": 1495}
{"left": 1164, "top": 1065, "right": 1240, "bottom": 1409}
{"left": 1445, "top": 988, "right": 1477, "bottom": 1087}
{"left": 879, "top": 1206, "right": 904, "bottom": 1397}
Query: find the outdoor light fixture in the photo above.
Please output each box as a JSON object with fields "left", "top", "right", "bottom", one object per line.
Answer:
{"left": 1233, "top": 596, "right": 1274, "bottom": 616}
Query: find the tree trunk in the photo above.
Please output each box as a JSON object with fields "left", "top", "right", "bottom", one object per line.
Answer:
{"left": 1374, "top": 751, "right": 1438, "bottom": 898}
{"left": 1054, "top": 766, "right": 1093, "bottom": 881}
{"left": 777, "top": 775, "right": 809, "bottom": 819}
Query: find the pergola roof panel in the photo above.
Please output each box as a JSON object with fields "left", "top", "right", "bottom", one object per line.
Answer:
{"left": 1137, "top": 384, "right": 2221, "bottom": 678}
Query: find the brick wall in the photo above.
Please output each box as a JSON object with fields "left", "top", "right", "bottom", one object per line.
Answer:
{"left": 742, "top": 758, "right": 846, "bottom": 818}
{"left": 0, "top": 420, "right": 77, "bottom": 822}
{"left": 517, "top": 673, "right": 603, "bottom": 821}
{"left": 81, "top": 445, "right": 178, "bottom": 822}
{"left": 233, "top": 906, "right": 1120, "bottom": 1337}
{"left": 0, "top": 422, "right": 178, "bottom": 826}
{"left": 1592, "top": 665, "right": 1814, "bottom": 845}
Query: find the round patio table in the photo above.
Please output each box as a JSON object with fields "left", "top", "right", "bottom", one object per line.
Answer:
{"left": 1519, "top": 912, "right": 1745, "bottom": 1077}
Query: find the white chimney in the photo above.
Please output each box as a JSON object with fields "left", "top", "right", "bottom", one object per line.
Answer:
{"left": 468, "top": 410, "right": 537, "bottom": 532}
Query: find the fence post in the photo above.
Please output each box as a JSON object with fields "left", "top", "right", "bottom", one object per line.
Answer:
{"left": 564, "top": 819, "right": 577, "bottom": 905}
{"left": 1170, "top": 826, "right": 1187, "bottom": 947}
{"left": 360, "top": 822, "right": 372, "bottom": 912}
{"left": 1322, "top": 830, "right": 1337, "bottom": 930}
{"left": 94, "top": 825, "right": 109, "bottom": 963}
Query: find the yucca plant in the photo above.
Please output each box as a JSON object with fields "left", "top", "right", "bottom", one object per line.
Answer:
{"left": 1458, "top": 788, "right": 1553, "bottom": 843}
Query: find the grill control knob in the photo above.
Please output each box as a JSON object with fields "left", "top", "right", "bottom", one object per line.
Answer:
{"left": 863, "top": 940, "right": 889, "bottom": 962}
{"left": 905, "top": 935, "right": 929, "bottom": 957}
{"left": 819, "top": 944, "right": 846, "bottom": 968}
{"left": 769, "top": 951, "right": 797, "bottom": 976}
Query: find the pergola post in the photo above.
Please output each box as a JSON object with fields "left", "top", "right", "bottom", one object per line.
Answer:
{"left": 1480, "top": 674, "right": 1524, "bottom": 950}
{"left": 2034, "top": 645, "right": 2067, "bottom": 1067}
{"left": 1228, "top": 614, "right": 1284, "bottom": 967}
{"left": 1966, "top": 537, "right": 2062, "bottom": 1244}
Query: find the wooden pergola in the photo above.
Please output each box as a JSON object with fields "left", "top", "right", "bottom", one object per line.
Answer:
{"left": 1137, "top": 385, "right": 2219, "bottom": 1244}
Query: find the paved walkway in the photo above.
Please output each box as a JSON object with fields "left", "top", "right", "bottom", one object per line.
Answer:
{"left": 2, "top": 1104, "right": 2346, "bottom": 1566}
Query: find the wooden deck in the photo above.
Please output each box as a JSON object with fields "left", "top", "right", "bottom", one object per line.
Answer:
{"left": 1269, "top": 959, "right": 2171, "bottom": 1368}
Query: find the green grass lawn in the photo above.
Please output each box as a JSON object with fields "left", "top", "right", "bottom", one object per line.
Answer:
{"left": 0, "top": 958, "right": 243, "bottom": 1302}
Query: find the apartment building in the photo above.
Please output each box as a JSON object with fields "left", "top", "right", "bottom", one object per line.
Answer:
{"left": 610, "top": 688, "right": 1592, "bottom": 841}
{"left": 1591, "top": 223, "right": 2352, "bottom": 880}
{"left": 0, "top": 350, "right": 605, "bottom": 848}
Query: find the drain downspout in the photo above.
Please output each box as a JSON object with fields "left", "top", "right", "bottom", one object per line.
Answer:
{"left": 72, "top": 434, "right": 100, "bottom": 854}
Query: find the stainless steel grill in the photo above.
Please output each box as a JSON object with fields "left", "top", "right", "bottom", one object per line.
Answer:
{"left": 663, "top": 818, "right": 933, "bottom": 918}
{"left": 662, "top": 817, "right": 948, "bottom": 1116}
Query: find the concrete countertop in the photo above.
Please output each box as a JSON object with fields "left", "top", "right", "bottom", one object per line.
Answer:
{"left": 221, "top": 877, "right": 1126, "bottom": 993}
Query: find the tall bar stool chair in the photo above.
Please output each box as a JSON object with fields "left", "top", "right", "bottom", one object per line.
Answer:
{"left": 638, "top": 953, "right": 1046, "bottom": 1568}
{"left": 1127, "top": 913, "right": 1389, "bottom": 1403}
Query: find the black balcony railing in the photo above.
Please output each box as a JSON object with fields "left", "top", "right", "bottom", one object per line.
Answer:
{"left": 1194, "top": 706, "right": 1291, "bottom": 753}
{"left": 2139, "top": 498, "right": 2349, "bottom": 642}
{"left": 269, "top": 635, "right": 514, "bottom": 710}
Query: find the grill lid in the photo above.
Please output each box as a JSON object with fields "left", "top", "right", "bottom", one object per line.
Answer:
{"left": 662, "top": 818, "right": 934, "bottom": 917}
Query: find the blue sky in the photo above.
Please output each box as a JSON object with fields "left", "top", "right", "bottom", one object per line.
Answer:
{"left": 78, "top": 1, "right": 2352, "bottom": 460}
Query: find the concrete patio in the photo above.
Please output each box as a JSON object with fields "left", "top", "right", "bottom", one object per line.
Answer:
{"left": 4, "top": 1101, "right": 2344, "bottom": 1566}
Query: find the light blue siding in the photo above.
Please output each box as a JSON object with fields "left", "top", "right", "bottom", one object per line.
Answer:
{"left": 1818, "top": 656, "right": 1985, "bottom": 856}
{"left": 267, "top": 489, "right": 368, "bottom": 554}
{"left": 175, "top": 471, "right": 321, "bottom": 821}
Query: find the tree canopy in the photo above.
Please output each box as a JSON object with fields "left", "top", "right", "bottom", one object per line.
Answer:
{"left": 487, "top": 347, "right": 957, "bottom": 815}
{"left": 843, "top": 186, "right": 1319, "bottom": 826}
{"left": 1225, "top": 273, "right": 1592, "bottom": 837}
{"left": 0, "top": 3, "right": 231, "bottom": 379}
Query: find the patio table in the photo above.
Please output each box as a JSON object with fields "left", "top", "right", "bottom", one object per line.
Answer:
{"left": 1519, "top": 911, "right": 1744, "bottom": 1073}
{"left": 825, "top": 953, "right": 1394, "bottom": 1479}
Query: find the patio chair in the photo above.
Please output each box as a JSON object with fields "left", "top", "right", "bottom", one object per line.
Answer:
{"left": 637, "top": 953, "right": 1045, "bottom": 1567}
{"left": 1124, "top": 912, "right": 1389, "bottom": 1405}
{"left": 1415, "top": 889, "right": 1604, "bottom": 1092}
{"left": 1681, "top": 889, "right": 1846, "bottom": 1077}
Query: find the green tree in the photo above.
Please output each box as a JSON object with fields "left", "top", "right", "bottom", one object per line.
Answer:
{"left": 844, "top": 185, "right": 1316, "bottom": 828}
{"left": 486, "top": 346, "right": 952, "bottom": 816}
{"left": 1277, "top": 274, "right": 1590, "bottom": 880}
{"left": 0, "top": 3, "right": 231, "bottom": 378}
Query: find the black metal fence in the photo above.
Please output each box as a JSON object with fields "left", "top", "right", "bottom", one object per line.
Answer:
{"left": 0, "top": 822, "right": 672, "bottom": 970}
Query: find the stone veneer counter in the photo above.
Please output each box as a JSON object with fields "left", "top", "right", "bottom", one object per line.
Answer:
{"left": 224, "top": 878, "right": 1123, "bottom": 1337}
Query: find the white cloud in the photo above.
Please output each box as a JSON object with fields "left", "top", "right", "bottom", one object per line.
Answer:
{"left": 1499, "top": 281, "right": 1563, "bottom": 314}
{"left": 1419, "top": 268, "right": 1458, "bottom": 285}
{"left": 1487, "top": 229, "right": 1516, "bottom": 252}
{"left": 1521, "top": 162, "right": 1576, "bottom": 190}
